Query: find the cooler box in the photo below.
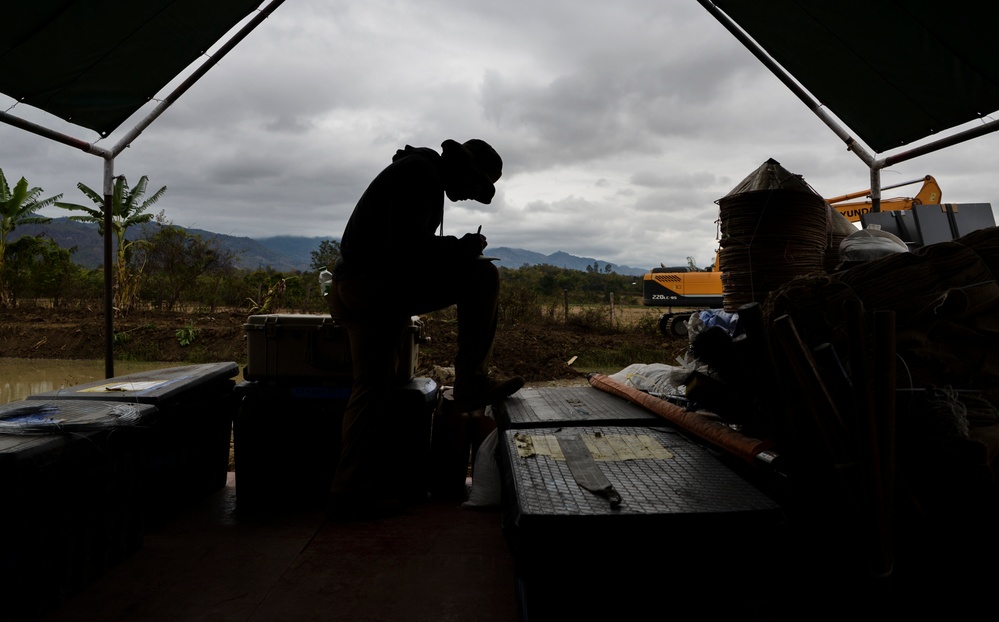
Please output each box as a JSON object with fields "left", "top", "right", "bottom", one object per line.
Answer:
{"left": 27, "top": 362, "right": 239, "bottom": 516}
{"left": 383, "top": 377, "right": 439, "bottom": 500}
{"left": 0, "top": 399, "right": 158, "bottom": 620}
{"left": 243, "top": 314, "right": 423, "bottom": 383}
{"left": 233, "top": 381, "right": 350, "bottom": 510}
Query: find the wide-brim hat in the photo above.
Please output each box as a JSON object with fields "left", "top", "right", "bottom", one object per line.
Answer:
{"left": 441, "top": 138, "right": 502, "bottom": 204}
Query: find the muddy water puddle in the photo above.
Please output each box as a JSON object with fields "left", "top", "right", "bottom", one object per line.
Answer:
{"left": 0, "top": 359, "right": 203, "bottom": 404}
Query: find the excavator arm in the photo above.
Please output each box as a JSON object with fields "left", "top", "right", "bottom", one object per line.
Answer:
{"left": 826, "top": 175, "right": 940, "bottom": 223}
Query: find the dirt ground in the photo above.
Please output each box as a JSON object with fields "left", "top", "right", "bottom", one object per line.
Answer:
{"left": 0, "top": 306, "right": 682, "bottom": 383}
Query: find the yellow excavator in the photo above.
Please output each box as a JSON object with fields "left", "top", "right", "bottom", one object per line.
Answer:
{"left": 643, "top": 176, "right": 941, "bottom": 337}
{"left": 826, "top": 175, "right": 941, "bottom": 223}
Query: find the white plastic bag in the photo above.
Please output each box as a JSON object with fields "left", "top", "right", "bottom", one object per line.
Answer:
{"left": 608, "top": 363, "right": 689, "bottom": 395}
{"left": 462, "top": 428, "right": 501, "bottom": 508}
{"left": 839, "top": 226, "right": 908, "bottom": 262}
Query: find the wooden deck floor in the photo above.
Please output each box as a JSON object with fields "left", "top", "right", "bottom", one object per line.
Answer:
{"left": 45, "top": 473, "right": 517, "bottom": 622}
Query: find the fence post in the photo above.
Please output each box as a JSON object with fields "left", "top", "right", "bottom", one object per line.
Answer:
{"left": 563, "top": 289, "right": 569, "bottom": 323}
{"left": 609, "top": 292, "right": 615, "bottom": 329}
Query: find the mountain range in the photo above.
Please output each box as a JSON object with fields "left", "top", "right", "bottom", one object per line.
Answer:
{"left": 13, "top": 217, "right": 650, "bottom": 276}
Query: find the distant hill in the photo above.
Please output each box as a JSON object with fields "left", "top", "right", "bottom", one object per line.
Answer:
{"left": 14, "top": 218, "right": 107, "bottom": 268}
{"left": 15, "top": 218, "right": 315, "bottom": 272}
{"left": 12, "top": 218, "right": 650, "bottom": 276}
{"left": 488, "top": 247, "right": 647, "bottom": 276}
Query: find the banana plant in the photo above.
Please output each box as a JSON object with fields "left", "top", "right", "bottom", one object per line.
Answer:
{"left": 0, "top": 168, "right": 61, "bottom": 306}
{"left": 57, "top": 175, "right": 166, "bottom": 313}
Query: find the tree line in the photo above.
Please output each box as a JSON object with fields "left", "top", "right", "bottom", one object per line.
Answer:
{"left": 2, "top": 168, "right": 645, "bottom": 316}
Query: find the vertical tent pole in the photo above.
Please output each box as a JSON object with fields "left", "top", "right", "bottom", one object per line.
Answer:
{"left": 870, "top": 167, "right": 881, "bottom": 214}
{"left": 103, "top": 157, "right": 115, "bottom": 378}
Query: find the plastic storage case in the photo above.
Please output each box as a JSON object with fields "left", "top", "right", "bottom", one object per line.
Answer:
{"left": 0, "top": 399, "right": 158, "bottom": 619}
{"left": 493, "top": 385, "right": 660, "bottom": 430}
{"left": 28, "top": 362, "right": 239, "bottom": 515}
{"left": 233, "top": 377, "right": 439, "bottom": 510}
{"left": 243, "top": 314, "right": 422, "bottom": 383}
{"left": 498, "top": 423, "right": 784, "bottom": 618}
{"left": 232, "top": 382, "right": 350, "bottom": 509}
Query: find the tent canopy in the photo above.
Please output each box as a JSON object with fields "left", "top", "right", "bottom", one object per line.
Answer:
{"left": 711, "top": 0, "right": 999, "bottom": 153}
{"left": 5, "top": 1, "right": 996, "bottom": 153}
{"left": 0, "top": 0, "right": 264, "bottom": 137}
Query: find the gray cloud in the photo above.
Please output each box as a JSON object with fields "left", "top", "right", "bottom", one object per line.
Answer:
{"left": 3, "top": 0, "right": 996, "bottom": 270}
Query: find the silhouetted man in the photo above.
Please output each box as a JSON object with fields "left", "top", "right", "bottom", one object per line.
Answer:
{"left": 327, "top": 138, "right": 523, "bottom": 508}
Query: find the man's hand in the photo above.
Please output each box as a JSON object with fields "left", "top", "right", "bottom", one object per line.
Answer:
{"left": 460, "top": 231, "right": 487, "bottom": 256}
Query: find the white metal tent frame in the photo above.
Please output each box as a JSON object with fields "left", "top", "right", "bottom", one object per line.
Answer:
{"left": 700, "top": 0, "right": 999, "bottom": 208}
{"left": 0, "top": 0, "right": 286, "bottom": 378}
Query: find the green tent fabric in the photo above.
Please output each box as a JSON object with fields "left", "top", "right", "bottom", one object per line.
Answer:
{"left": 712, "top": 0, "right": 999, "bottom": 153}
{"left": 0, "top": 0, "right": 263, "bottom": 137}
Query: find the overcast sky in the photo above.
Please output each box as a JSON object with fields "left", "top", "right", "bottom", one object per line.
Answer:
{"left": 3, "top": 0, "right": 997, "bottom": 271}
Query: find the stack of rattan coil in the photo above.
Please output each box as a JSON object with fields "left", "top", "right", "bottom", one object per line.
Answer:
{"left": 718, "top": 159, "right": 829, "bottom": 312}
